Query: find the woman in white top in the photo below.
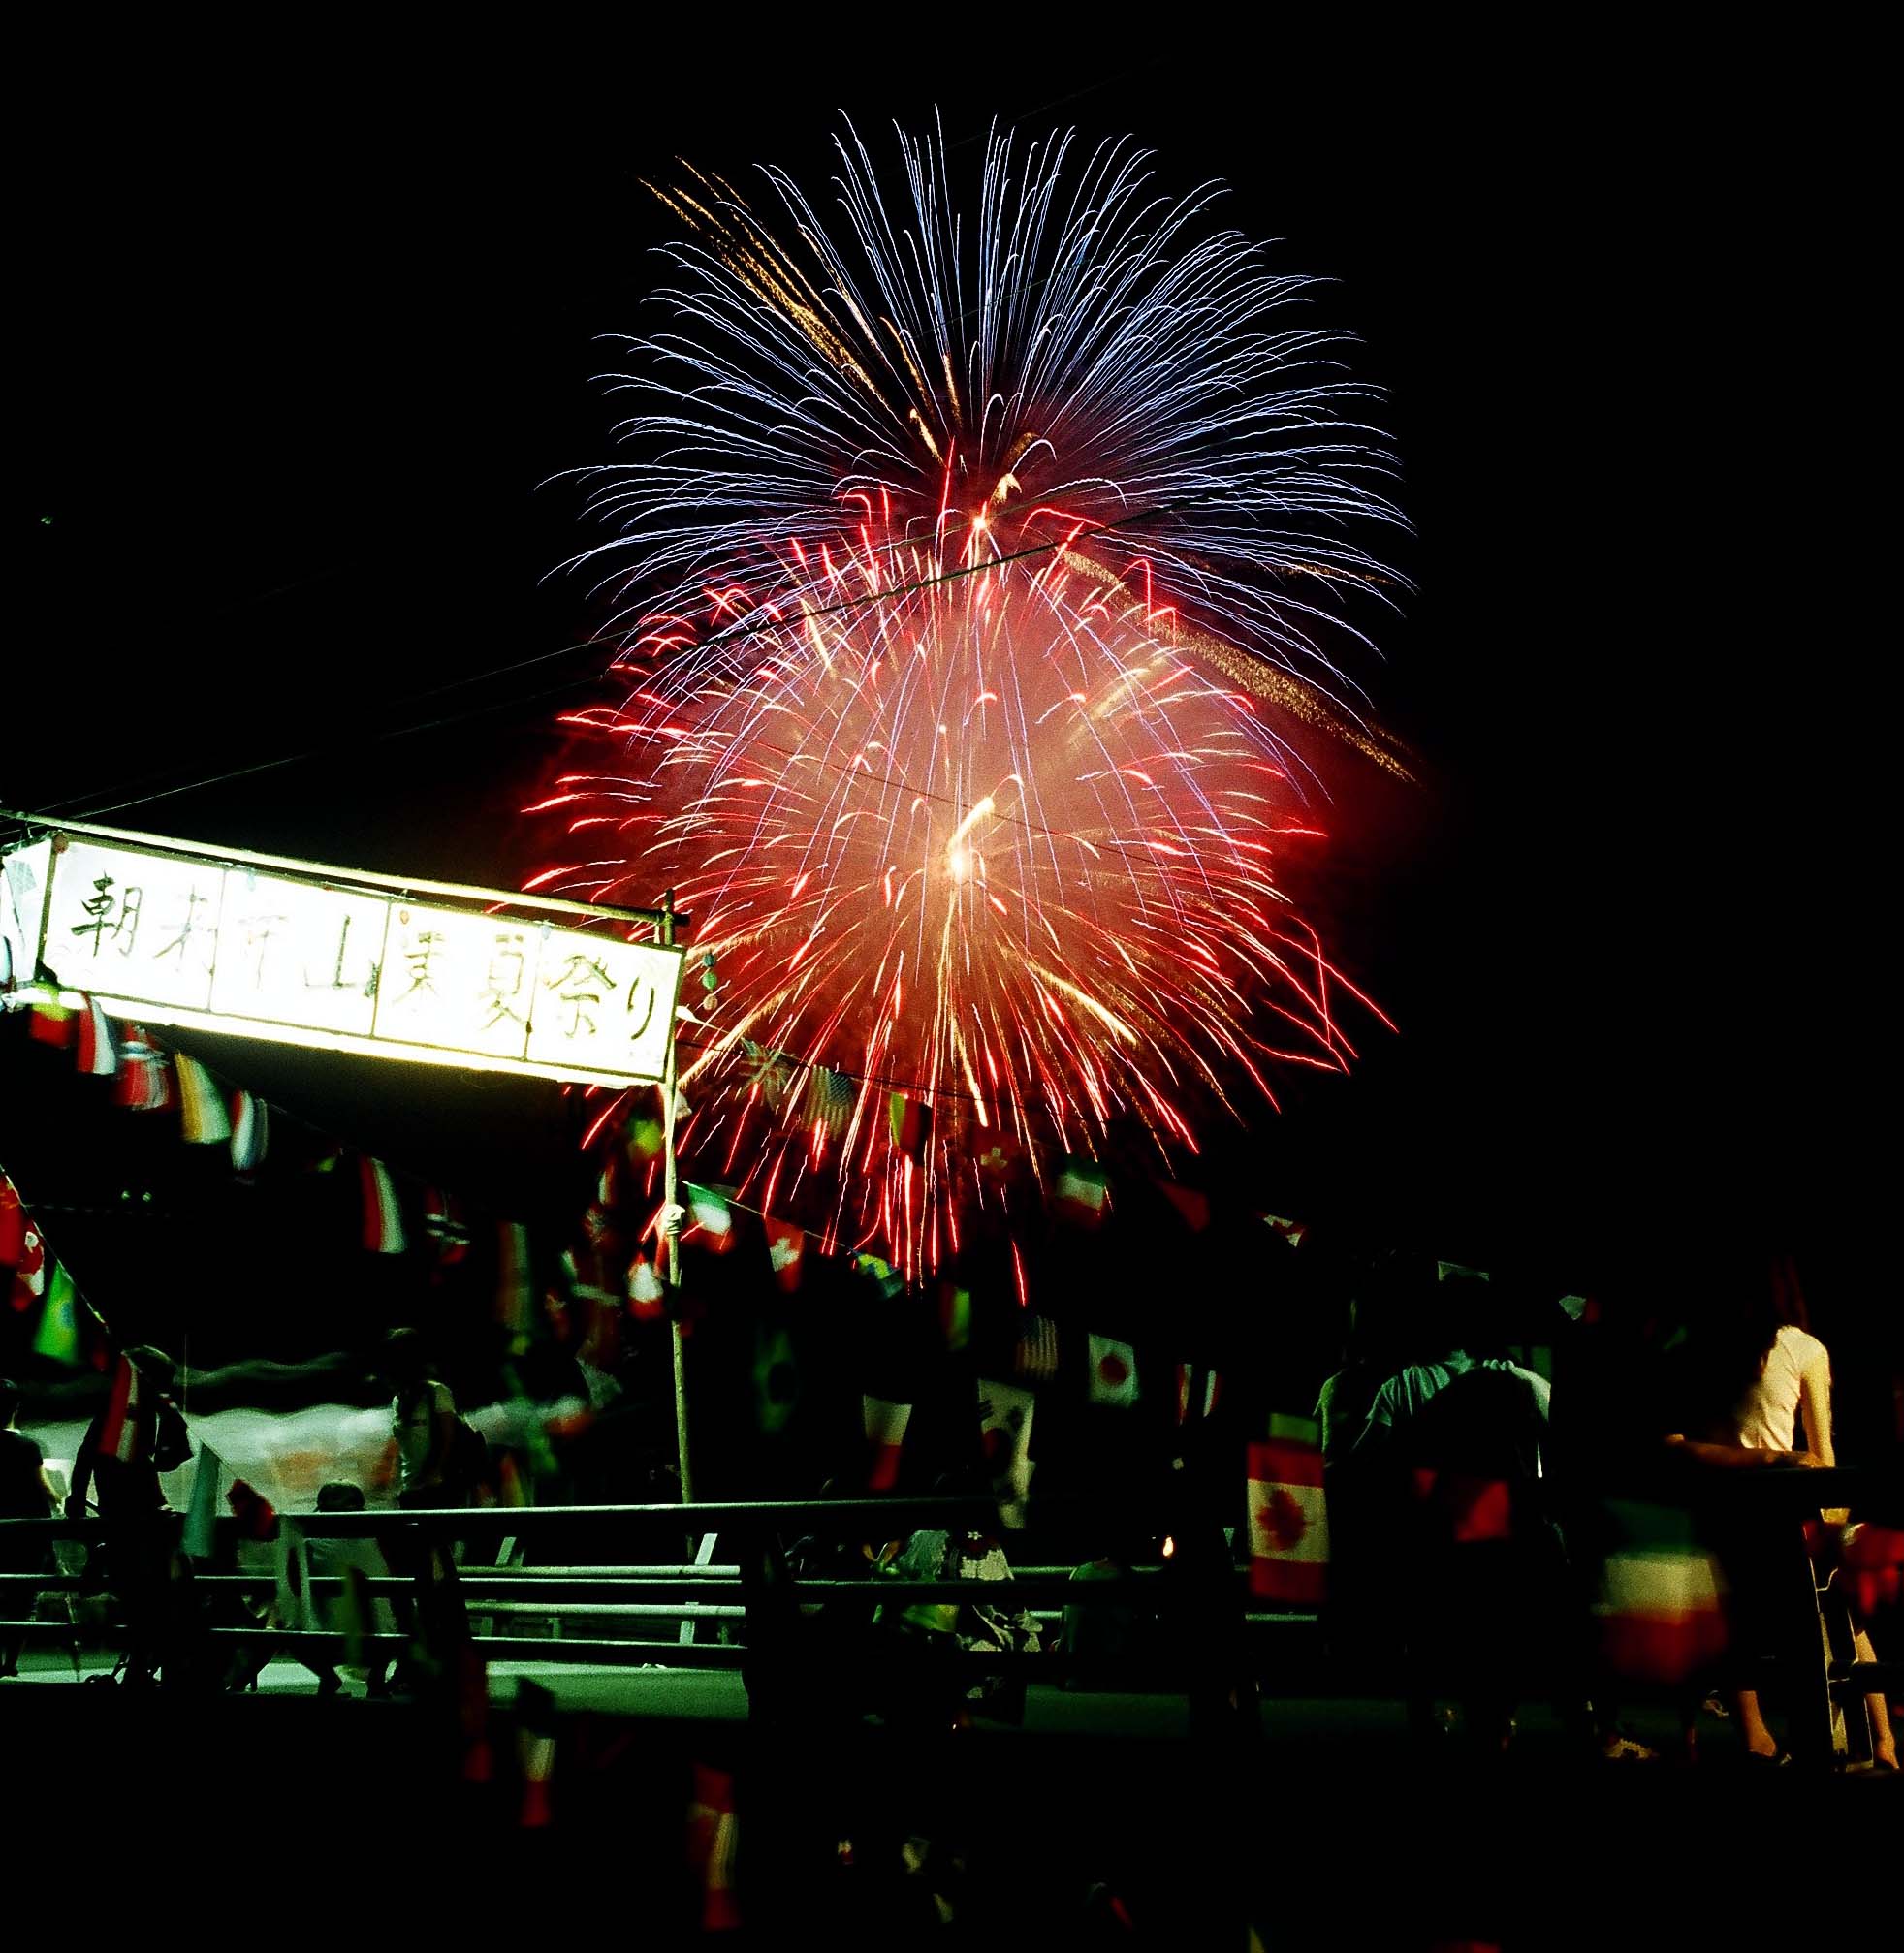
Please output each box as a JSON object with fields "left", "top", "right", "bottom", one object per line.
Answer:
{"left": 1667, "top": 1266, "right": 1896, "bottom": 1769}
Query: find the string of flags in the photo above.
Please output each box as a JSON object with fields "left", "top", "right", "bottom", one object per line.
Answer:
{"left": 3, "top": 1162, "right": 111, "bottom": 1370}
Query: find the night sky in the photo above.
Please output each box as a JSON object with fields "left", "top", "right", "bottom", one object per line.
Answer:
{"left": 13, "top": 41, "right": 1884, "bottom": 1330}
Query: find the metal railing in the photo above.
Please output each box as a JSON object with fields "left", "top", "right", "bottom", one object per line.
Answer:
{"left": 3, "top": 1471, "right": 1899, "bottom": 1736}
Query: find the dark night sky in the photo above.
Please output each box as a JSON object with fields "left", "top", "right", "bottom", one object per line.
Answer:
{"left": 11, "top": 34, "right": 1886, "bottom": 1310}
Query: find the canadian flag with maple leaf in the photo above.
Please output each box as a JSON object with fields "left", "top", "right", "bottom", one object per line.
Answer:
{"left": 1247, "top": 1416, "right": 1328, "bottom": 1604}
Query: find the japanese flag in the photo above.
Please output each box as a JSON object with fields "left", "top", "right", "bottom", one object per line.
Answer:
{"left": 1087, "top": 1333, "right": 1138, "bottom": 1408}
{"left": 1247, "top": 1421, "right": 1328, "bottom": 1604}
{"left": 863, "top": 1395, "right": 912, "bottom": 1491}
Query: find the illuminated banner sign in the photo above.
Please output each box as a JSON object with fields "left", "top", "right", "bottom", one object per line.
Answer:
{"left": 2, "top": 828, "right": 683, "bottom": 1087}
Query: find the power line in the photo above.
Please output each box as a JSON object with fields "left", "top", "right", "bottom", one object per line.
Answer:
{"left": 39, "top": 507, "right": 1173, "bottom": 824}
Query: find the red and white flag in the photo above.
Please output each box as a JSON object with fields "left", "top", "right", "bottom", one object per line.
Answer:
{"left": 360, "top": 1156, "right": 406, "bottom": 1253}
{"left": 28, "top": 1003, "right": 75, "bottom": 1047}
{"left": 113, "top": 1027, "right": 174, "bottom": 1111}
{"left": 9, "top": 1220, "right": 47, "bottom": 1311}
{"left": 1087, "top": 1333, "right": 1138, "bottom": 1408}
{"left": 75, "top": 996, "right": 118, "bottom": 1077}
{"left": 99, "top": 1354, "right": 143, "bottom": 1465}
{"left": 863, "top": 1395, "right": 912, "bottom": 1491}
{"left": 764, "top": 1213, "right": 805, "bottom": 1293}
{"left": 1247, "top": 1418, "right": 1328, "bottom": 1604}
{"left": 974, "top": 1129, "right": 1027, "bottom": 1181}
{"left": 627, "top": 1252, "right": 666, "bottom": 1321}
{"left": 229, "top": 1091, "right": 269, "bottom": 1173}
{"left": 0, "top": 1170, "right": 27, "bottom": 1268}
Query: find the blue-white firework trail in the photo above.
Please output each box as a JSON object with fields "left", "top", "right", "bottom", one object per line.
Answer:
{"left": 532, "top": 117, "right": 1407, "bottom": 1270}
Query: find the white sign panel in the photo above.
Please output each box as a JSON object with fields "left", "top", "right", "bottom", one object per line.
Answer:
{"left": 1, "top": 839, "right": 50, "bottom": 989}
{"left": 8, "top": 835, "right": 682, "bottom": 1087}
{"left": 49, "top": 839, "right": 223, "bottom": 1012}
{"left": 208, "top": 871, "right": 387, "bottom": 1036}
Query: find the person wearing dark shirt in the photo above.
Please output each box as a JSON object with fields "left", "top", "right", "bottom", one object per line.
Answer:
{"left": 65, "top": 1348, "right": 189, "bottom": 1685}
{"left": 1, "top": 1378, "right": 57, "bottom": 1676}
{"left": 1349, "top": 1269, "right": 1568, "bottom": 1753}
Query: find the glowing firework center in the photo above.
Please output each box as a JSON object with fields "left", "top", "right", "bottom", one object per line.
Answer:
{"left": 553, "top": 526, "right": 1369, "bottom": 1272}
{"left": 2, "top": 819, "right": 684, "bottom": 1088}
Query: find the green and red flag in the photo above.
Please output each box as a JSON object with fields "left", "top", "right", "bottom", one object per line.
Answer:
{"left": 888, "top": 1090, "right": 933, "bottom": 1160}
{"left": 1591, "top": 1501, "right": 1728, "bottom": 1684}
{"left": 863, "top": 1395, "right": 911, "bottom": 1490}
{"left": 1055, "top": 1156, "right": 1109, "bottom": 1229}
{"left": 683, "top": 1182, "right": 737, "bottom": 1253}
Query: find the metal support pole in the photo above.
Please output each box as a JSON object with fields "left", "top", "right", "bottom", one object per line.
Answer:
{"left": 659, "top": 890, "right": 694, "bottom": 1506}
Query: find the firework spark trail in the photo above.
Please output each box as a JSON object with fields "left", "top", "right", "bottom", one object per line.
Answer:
{"left": 535, "top": 116, "right": 1407, "bottom": 1274}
